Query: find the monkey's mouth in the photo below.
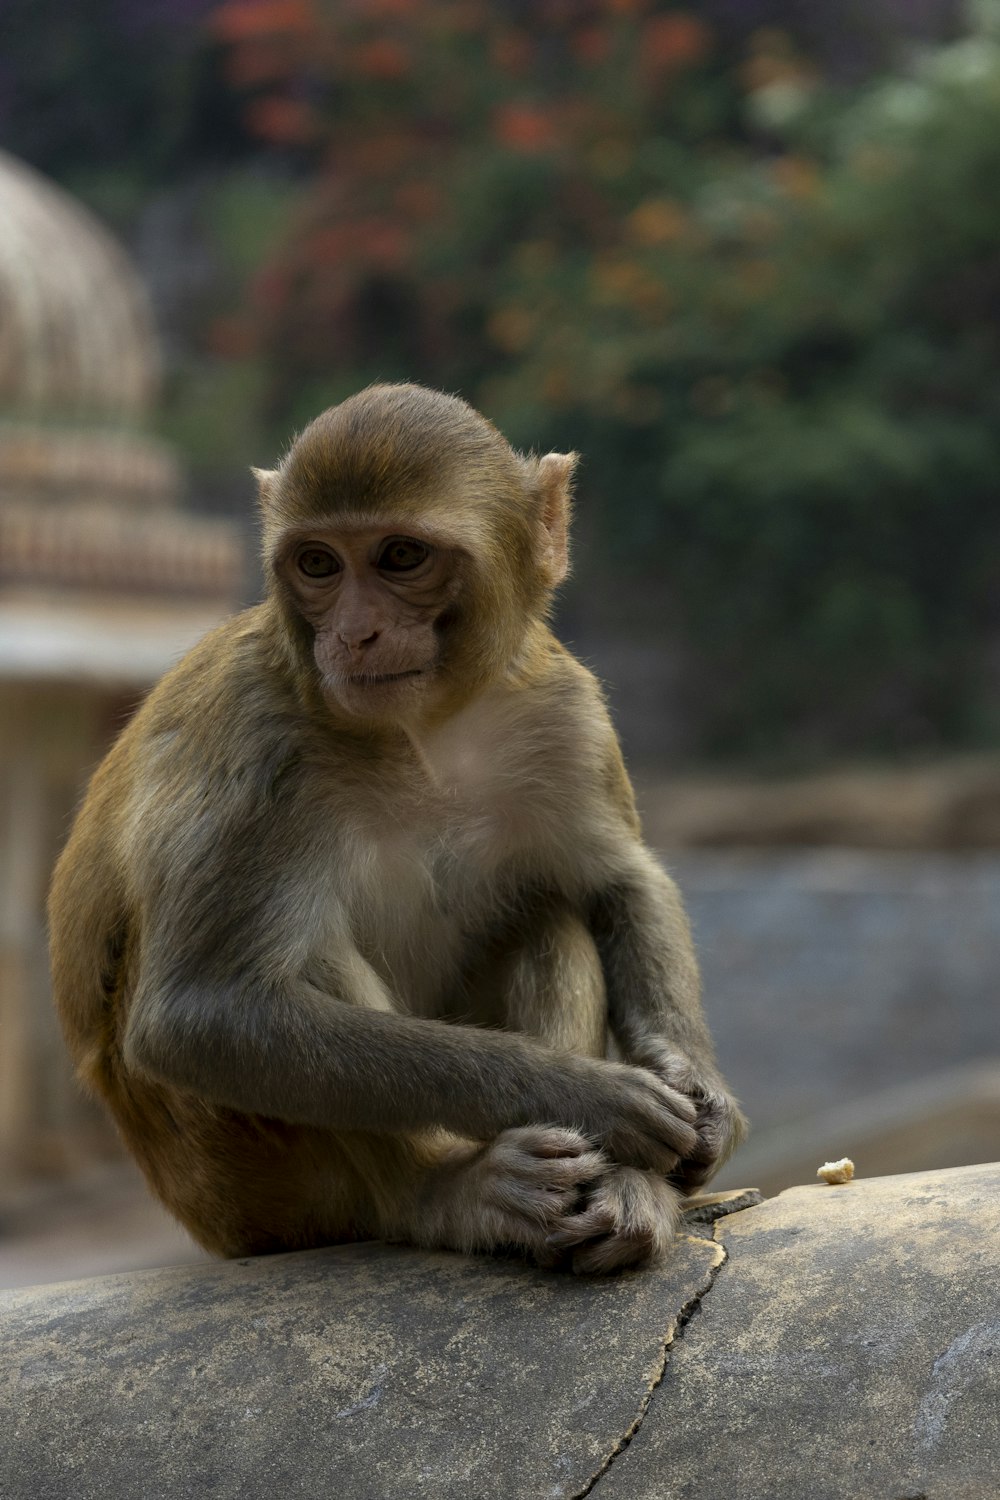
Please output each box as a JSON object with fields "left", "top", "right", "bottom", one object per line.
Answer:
{"left": 345, "top": 670, "right": 423, "bottom": 686}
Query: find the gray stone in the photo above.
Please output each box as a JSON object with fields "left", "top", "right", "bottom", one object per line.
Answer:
{"left": 3, "top": 1163, "right": 998, "bottom": 1499}
{"left": 0, "top": 1235, "right": 720, "bottom": 1500}
{"left": 600, "top": 1161, "right": 1000, "bottom": 1500}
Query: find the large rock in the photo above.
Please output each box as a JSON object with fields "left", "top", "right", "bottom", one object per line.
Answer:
{"left": 1, "top": 1165, "right": 997, "bottom": 1499}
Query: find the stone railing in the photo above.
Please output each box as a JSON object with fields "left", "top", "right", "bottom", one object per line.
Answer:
{"left": 2, "top": 1162, "right": 996, "bottom": 1498}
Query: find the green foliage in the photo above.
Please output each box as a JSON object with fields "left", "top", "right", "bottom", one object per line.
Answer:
{"left": 472, "top": 15, "right": 1000, "bottom": 756}
{"left": 158, "top": 359, "right": 271, "bottom": 474}
{"left": 205, "top": 174, "right": 306, "bottom": 282}
{"left": 204, "top": 3, "right": 1000, "bottom": 758}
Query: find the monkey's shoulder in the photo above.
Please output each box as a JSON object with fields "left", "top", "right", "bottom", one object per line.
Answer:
{"left": 76, "top": 610, "right": 306, "bottom": 869}
{"left": 408, "top": 648, "right": 639, "bottom": 867}
{"left": 124, "top": 608, "right": 301, "bottom": 773}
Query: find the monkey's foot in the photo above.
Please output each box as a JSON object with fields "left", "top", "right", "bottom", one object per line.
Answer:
{"left": 423, "top": 1125, "right": 610, "bottom": 1266}
{"left": 543, "top": 1165, "right": 681, "bottom": 1274}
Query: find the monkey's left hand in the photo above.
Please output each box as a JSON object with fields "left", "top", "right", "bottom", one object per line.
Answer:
{"left": 629, "top": 1041, "right": 747, "bottom": 1192}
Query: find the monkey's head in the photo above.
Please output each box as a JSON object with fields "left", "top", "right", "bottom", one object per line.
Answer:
{"left": 255, "top": 384, "right": 577, "bottom": 724}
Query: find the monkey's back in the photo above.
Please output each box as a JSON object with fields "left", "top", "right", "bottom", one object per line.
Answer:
{"left": 46, "top": 607, "right": 345, "bottom": 1250}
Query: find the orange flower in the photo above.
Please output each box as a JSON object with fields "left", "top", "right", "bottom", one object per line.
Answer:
{"left": 394, "top": 180, "right": 445, "bottom": 220}
{"left": 253, "top": 265, "right": 291, "bottom": 313}
{"left": 490, "top": 31, "right": 535, "bottom": 75}
{"left": 309, "top": 225, "right": 354, "bottom": 265}
{"left": 363, "top": 0, "right": 419, "bottom": 15}
{"left": 224, "top": 40, "right": 296, "bottom": 87}
{"left": 573, "top": 26, "right": 612, "bottom": 65}
{"left": 642, "top": 13, "right": 709, "bottom": 70}
{"left": 360, "top": 217, "right": 410, "bottom": 271}
{"left": 355, "top": 39, "right": 411, "bottom": 79}
{"left": 206, "top": 315, "right": 257, "bottom": 359}
{"left": 487, "top": 305, "right": 537, "bottom": 353}
{"left": 211, "top": 0, "right": 313, "bottom": 42}
{"left": 493, "top": 103, "right": 557, "bottom": 154}
{"left": 308, "top": 217, "right": 409, "bottom": 271}
{"left": 589, "top": 255, "right": 671, "bottom": 317}
{"left": 350, "top": 130, "right": 415, "bottom": 175}
{"left": 245, "top": 94, "right": 318, "bottom": 144}
{"left": 771, "top": 155, "right": 820, "bottom": 199}
{"left": 542, "top": 365, "right": 573, "bottom": 405}
{"left": 590, "top": 255, "right": 642, "bottom": 304}
{"left": 626, "top": 197, "right": 688, "bottom": 247}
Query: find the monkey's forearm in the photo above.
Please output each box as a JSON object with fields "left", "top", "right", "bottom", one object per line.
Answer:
{"left": 123, "top": 980, "right": 697, "bottom": 1168}
{"left": 589, "top": 863, "right": 748, "bottom": 1179}
{"left": 590, "top": 865, "right": 720, "bottom": 1078}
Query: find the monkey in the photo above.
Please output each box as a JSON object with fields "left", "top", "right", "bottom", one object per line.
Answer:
{"left": 48, "top": 383, "right": 746, "bottom": 1275}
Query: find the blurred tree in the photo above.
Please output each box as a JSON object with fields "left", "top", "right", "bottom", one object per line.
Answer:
{"left": 0, "top": 0, "right": 245, "bottom": 179}
{"left": 202, "top": 0, "right": 1000, "bottom": 757}
{"left": 4, "top": 0, "right": 997, "bottom": 760}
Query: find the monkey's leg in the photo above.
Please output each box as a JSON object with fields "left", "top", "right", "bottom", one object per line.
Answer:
{"left": 465, "top": 905, "right": 608, "bottom": 1058}
{"left": 359, "top": 1124, "right": 612, "bottom": 1267}
{"left": 448, "top": 908, "right": 681, "bottom": 1270}
{"left": 167, "top": 1120, "right": 657, "bottom": 1271}
{"left": 376, "top": 1125, "right": 682, "bottom": 1273}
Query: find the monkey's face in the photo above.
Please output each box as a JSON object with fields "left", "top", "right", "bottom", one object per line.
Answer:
{"left": 278, "top": 521, "right": 458, "bottom": 721}
{"left": 259, "top": 385, "right": 578, "bottom": 724}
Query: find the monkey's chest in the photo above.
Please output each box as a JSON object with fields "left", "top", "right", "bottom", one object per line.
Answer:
{"left": 339, "top": 708, "right": 598, "bottom": 1007}
{"left": 340, "top": 825, "right": 481, "bottom": 1015}
{"left": 342, "top": 774, "right": 570, "bottom": 1012}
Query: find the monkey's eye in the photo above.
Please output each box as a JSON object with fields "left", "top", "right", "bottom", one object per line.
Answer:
{"left": 377, "top": 537, "right": 430, "bottom": 573}
{"left": 297, "top": 547, "right": 339, "bottom": 579}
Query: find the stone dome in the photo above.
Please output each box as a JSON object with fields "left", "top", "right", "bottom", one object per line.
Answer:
{"left": 0, "top": 149, "right": 159, "bottom": 422}
{"left": 0, "top": 150, "right": 244, "bottom": 669}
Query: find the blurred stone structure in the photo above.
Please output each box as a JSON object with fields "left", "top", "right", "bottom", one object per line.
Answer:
{"left": 0, "top": 150, "right": 243, "bottom": 1190}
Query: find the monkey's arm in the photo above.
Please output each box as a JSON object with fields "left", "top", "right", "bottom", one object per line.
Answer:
{"left": 588, "top": 849, "right": 747, "bottom": 1187}
{"left": 122, "top": 947, "right": 699, "bottom": 1178}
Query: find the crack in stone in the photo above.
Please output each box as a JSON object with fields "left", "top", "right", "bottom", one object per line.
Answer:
{"left": 569, "top": 1233, "right": 728, "bottom": 1500}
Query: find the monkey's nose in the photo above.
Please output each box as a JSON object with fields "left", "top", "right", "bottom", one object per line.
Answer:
{"left": 339, "top": 627, "right": 380, "bottom": 652}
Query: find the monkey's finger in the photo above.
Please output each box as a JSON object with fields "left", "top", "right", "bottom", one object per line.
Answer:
{"left": 491, "top": 1180, "right": 582, "bottom": 1227}
{"left": 533, "top": 1243, "right": 571, "bottom": 1272}
{"left": 543, "top": 1204, "right": 618, "bottom": 1250}
{"left": 571, "top": 1230, "right": 662, "bottom": 1275}
{"left": 651, "top": 1081, "right": 699, "bottom": 1124}
{"left": 636, "top": 1112, "right": 699, "bottom": 1161}
{"left": 499, "top": 1125, "right": 600, "bottom": 1160}
{"left": 507, "top": 1150, "right": 608, "bottom": 1186}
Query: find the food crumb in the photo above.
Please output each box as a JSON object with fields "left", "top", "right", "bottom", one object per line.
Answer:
{"left": 817, "top": 1157, "right": 855, "bottom": 1185}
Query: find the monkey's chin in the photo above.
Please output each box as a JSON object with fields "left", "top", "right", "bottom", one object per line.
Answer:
{"left": 324, "top": 670, "right": 429, "bottom": 721}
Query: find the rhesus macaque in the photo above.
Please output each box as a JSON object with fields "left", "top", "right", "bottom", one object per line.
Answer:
{"left": 49, "top": 384, "right": 745, "bottom": 1274}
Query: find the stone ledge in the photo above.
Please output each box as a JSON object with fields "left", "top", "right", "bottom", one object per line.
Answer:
{"left": 636, "top": 758, "right": 1000, "bottom": 848}
{"left": 2, "top": 1163, "right": 997, "bottom": 1500}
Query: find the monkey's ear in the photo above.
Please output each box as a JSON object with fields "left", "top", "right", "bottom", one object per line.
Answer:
{"left": 252, "top": 467, "right": 281, "bottom": 511}
{"left": 529, "top": 452, "right": 578, "bottom": 587}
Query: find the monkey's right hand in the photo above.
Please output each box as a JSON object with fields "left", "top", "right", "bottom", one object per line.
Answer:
{"left": 569, "top": 1060, "right": 700, "bottom": 1177}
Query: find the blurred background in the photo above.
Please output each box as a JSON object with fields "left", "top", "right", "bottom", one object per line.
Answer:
{"left": 1, "top": 0, "right": 999, "bottom": 1287}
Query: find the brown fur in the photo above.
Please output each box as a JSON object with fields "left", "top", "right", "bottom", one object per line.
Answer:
{"left": 48, "top": 384, "right": 745, "bottom": 1271}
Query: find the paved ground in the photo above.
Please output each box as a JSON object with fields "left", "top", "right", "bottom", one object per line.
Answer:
{"left": 672, "top": 850, "right": 1000, "bottom": 1138}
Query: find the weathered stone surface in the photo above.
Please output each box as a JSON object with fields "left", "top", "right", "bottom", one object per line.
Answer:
{"left": 600, "top": 1161, "right": 1000, "bottom": 1500}
{"left": 0, "top": 1234, "right": 720, "bottom": 1500}
{"left": 681, "top": 1187, "right": 764, "bottom": 1226}
{"left": 4, "top": 1164, "right": 998, "bottom": 1499}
